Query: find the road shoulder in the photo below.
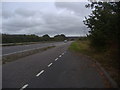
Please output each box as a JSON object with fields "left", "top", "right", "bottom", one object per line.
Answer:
{"left": 70, "top": 51, "right": 118, "bottom": 88}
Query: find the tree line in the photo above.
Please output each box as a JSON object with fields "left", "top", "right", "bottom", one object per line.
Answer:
{"left": 84, "top": 2, "right": 120, "bottom": 62}
{"left": 84, "top": 2, "right": 120, "bottom": 50}
{"left": 2, "top": 34, "right": 67, "bottom": 43}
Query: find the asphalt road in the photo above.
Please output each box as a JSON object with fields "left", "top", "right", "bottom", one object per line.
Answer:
{"left": 3, "top": 41, "right": 108, "bottom": 88}
{"left": 2, "top": 42, "right": 66, "bottom": 55}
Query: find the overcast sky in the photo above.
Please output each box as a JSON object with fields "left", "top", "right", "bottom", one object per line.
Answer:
{"left": 2, "top": 2, "right": 92, "bottom": 37}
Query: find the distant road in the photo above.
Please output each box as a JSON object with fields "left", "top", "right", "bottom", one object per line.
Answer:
{"left": 2, "top": 42, "right": 66, "bottom": 56}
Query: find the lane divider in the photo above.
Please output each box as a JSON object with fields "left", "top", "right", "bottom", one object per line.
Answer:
{"left": 20, "top": 84, "right": 28, "bottom": 90}
{"left": 48, "top": 63, "right": 53, "bottom": 67}
{"left": 36, "top": 70, "right": 44, "bottom": 77}
{"left": 59, "top": 55, "right": 62, "bottom": 58}
{"left": 20, "top": 51, "right": 66, "bottom": 89}
{"left": 55, "top": 58, "right": 58, "bottom": 61}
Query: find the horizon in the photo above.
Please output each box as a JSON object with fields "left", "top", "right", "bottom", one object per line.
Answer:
{"left": 2, "top": 33, "right": 87, "bottom": 37}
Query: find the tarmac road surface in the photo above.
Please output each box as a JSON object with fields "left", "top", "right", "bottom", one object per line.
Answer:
{"left": 2, "top": 42, "right": 66, "bottom": 56}
{"left": 2, "top": 41, "right": 109, "bottom": 88}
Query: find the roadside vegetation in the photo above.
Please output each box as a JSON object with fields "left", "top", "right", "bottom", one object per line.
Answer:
{"left": 70, "top": 2, "right": 120, "bottom": 86}
{"left": 2, "top": 34, "right": 67, "bottom": 43}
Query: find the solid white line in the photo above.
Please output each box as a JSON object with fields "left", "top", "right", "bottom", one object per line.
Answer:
{"left": 59, "top": 55, "right": 62, "bottom": 57}
{"left": 55, "top": 58, "right": 58, "bottom": 61}
{"left": 48, "top": 63, "right": 53, "bottom": 67}
{"left": 20, "top": 84, "right": 28, "bottom": 90}
{"left": 36, "top": 70, "right": 44, "bottom": 77}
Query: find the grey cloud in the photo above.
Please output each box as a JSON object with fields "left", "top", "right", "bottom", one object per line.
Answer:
{"left": 3, "top": 17, "right": 43, "bottom": 28}
{"left": 40, "top": 12, "right": 88, "bottom": 36}
{"left": 2, "top": 10, "right": 14, "bottom": 19}
{"left": 15, "top": 8, "right": 36, "bottom": 17}
{"left": 55, "top": 2, "right": 92, "bottom": 18}
{"left": 2, "top": 2, "right": 90, "bottom": 36}
{"left": 55, "top": 2, "right": 82, "bottom": 12}
{"left": 3, "top": 9, "right": 45, "bottom": 30}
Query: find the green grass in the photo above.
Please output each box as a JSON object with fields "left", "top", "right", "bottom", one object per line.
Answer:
{"left": 69, "top": 40, "right": 91, "bottom": 54}
{"left": 69, "top": 40, "right": 120, "bottom": 87}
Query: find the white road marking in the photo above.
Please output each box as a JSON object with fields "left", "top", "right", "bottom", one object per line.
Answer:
{"left": 55, "top": 58, "right": 58, "bottom": 61}
{"left": 48, "top": 63, "right": 53, "bottom": 67}
{"left": 62, "top": 53, "right": 64, "bottom": 55}
{"left": 20, "top": 84, "right": 28, "bottom": 90}
{"left": 59, "top": 55, "right": 62, "bottom": 57}
{"left": 36, "top": 70, "right": 44, "bottom": 77}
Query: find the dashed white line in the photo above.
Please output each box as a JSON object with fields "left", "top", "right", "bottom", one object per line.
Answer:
{"left": 19, "top": 51, "right": 67, "bottom": 90}
{"left": 55, "top": 58, "right": 58, "bottom": 61}
{"left": 48, "top": 63, "right": 53, "bottom": 67}
{"left": 36, "top": 70, "right": 44, "bottom": 77}
{"left": 20, "top": 84, "right": 28, "bottom": 90}
{"left": 62, "top": 53, "right": 64, "bottom": 55}
{"left": 59, "top": 55, "right": 62, "bottom": 57}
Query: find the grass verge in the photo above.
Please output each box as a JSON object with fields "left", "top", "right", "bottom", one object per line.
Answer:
{"left": 69, "top": 40, "right": 120, "bottom": 87}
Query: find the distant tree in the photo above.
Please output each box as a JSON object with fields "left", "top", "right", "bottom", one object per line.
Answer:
{"left": 2, "top": 33, "right": 68, "bottom": 43}
{"left": 42, "top": 34, "right": 50, "bottom": 41}
{"left": 54, "top": 34, "right": 67, "bottom": 41}
{"left": 2, "top": 34, "right": 40, "bottom": 43}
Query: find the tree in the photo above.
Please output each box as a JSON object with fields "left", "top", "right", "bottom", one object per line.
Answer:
{"left": 83, "top": 2, "right": 120, "bottom": 50}
{"left": 42, "top": 34, "right": 50, "bottom": 41}
{"left": 2, "top": 34, "right": 40, "bottom": 43}
{"left": 54, "top": 34, "right": 67, "bottom": 41}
